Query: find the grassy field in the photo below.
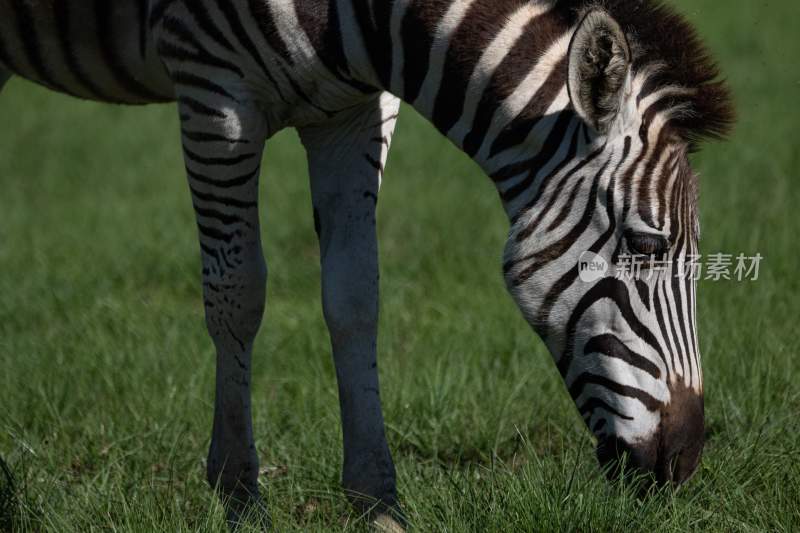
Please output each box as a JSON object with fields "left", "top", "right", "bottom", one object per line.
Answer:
{"left": 1, "top": 1, "right": 798, "bottom": 531}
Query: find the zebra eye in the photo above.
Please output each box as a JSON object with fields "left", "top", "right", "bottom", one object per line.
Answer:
{"left": 625, "top": 231, "right": 670, "bottom": 257}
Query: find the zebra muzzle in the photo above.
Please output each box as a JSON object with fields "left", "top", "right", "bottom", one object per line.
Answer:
{"left": 596, "top": 385, "right": 705, "bottom": 488}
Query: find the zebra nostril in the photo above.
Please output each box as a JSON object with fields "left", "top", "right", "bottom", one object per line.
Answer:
{"left": 595, "top": 435, "right": 658, "bottom": 483}
{"left": 655, "top": 450, "right": 679, "bottom": 485}
{"left": 596, "top": 432, "right": 703, "bottom": 489}
{"left": 662, "top": 445, "right": 703, "bottom": 486}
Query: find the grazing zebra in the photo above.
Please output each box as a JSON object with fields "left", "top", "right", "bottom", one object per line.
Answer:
{"left": 0, "top": 0, "right": 733, "bottom": 528}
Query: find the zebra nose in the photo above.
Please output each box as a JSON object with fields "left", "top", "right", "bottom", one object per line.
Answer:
{"left": 596, "top": 434, "right": 703, "bottom": 487}
{"left": 596, "top": 389, "right": 705, "bottom": 487}
{"left": 653, "top": 385, "right": 706, "bottom": 486}
{"left": 655, "top": 442, "right": 704, "bottom": 486}
{"left": 596, "top": 435, "right": 658, "bottom": 483}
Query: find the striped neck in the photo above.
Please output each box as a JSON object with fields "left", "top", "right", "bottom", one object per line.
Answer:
{"left": 347, "top": 0, "right": 586, "bottom": 220}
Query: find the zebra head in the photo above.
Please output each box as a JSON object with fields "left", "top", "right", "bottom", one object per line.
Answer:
{"left": 502, "top": 9, "right": 733, "bottom": 486}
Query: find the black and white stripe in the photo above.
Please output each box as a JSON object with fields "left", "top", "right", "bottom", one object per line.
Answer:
{"left": 1, "top": 0, "right": 733, "bottom": 515}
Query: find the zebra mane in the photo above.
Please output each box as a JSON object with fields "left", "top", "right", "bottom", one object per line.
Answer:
{"left": 568, "top": 0, "right": 736, "bottom": 148}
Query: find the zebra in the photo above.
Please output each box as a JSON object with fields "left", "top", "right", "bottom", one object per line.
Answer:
{"left": 0, "top": 0, "right": 734, "bottom": 528}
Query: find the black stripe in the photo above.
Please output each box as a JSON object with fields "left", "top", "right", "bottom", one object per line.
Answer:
{"left": 277, "top": 63, "right": 335, "bottom": 117}
{"left": 371, "top": 113, "right": 400, "bottom": 129}
{"left": 183, "top": 1, "right": 237, "bottom": 53}
{"left": 662, "top": 273, "right": 685, "bottom": 375}
{"left": 160, "top": 15, "right": 208, "bottom": 52}
{"left": 635, "top": 279, "right": 651, "bottom": 310}
{"left": 510, "top": 157, "right": 606, "bottom": 282}
{"left": 201, "top": 243, "right": 237, "bottom": 274}
{"left": 499, "top": 112, "right": 578, "bottom": 204}
{"left": 351, "top": 0, "right": 393, "bottom": 88}
{"left": 569, "top": 373, "right": 662, "bottom": 412}
{"left": 200, "top": 242, "right": 218, "bottom": 257}
{"left": 559, "top": 277, "right": 665, "bottom": 378}
{"left": 184, "top": 147, "right": 258, "bottom": 166}
{"left": 592, "top": 418, "right": 607, "bottom": 433}
{"left": 636, "top": 132, "right": 669, "bottom": 228}
{"left": 157, "top": 39, "right": 244, "bottom": 79}
{"left": 294, "top": 0, "right": 377, "bottom": 94}
{"left": 686, "top": 270, "right": 699, "bottom": 365}
{"left": 95, "top": 0, "right": 166, "bottom": 101}
{"left": 52, "top": 0, "right": 115, "bottom": 100}
{"left": 213, "top": 0, "right": 288, "bottom": 103}
{"left": 364, "top": 154, "right": 384, "bottom": 173}
{"left": 514, "top": 175, "right": 571, "bottom": 242}
{"left": 584, "top": 334, "right": 662, "bottom": 379}
{"left": 489, "top": 56, "right": 568, "bottom": 158}
{"left": 223, "top": 322, "right": 246, "bottom": 351}
{"left": 190, "top": 186, "right": 257, "bottom": 209}
{"left": 137, "top": 0, "right": 149, "bottom": 58}
{"left": 545, "top": 176, "right": 584, "bottom": 232}
{"left": 400, "top": 0, "right": 437, "bottom": 103}
{"left": 203, "top": 281, "right": 241, "bottom": 292}
{"left": 431, "top": 0, "right": 522, "bottom": 135}
{"left": 632, "top": 98, "right": 675, "bottom": 222}
{"left": 182, "top": 129, "right": 250, "bottom": 145}
{"left": 532, "top": 142, "right": 631, "bottom": 341}
{"left": 148, "top": 0, "right": 178, "bottom": 28}
{"left": 653, "top": 283, "right": 677, "bottom": 377}
{"left": 463, "top": 10, "right": 573, "bottom": 157}
{"left": 672, "top": 263, "right": 693, "bottom": 387}
{"left": 178, "top": 96, "right": 227, "bottom": 118}
{"left": 579, "top": 398, "right": 634, "bottom": 421}
{"left": 492, "top": 111, "right": 576, "bottom": 183}
{"left": 657, "top": 153, "right": 681, "bottom": 230}
{"left": 218, "top": 247, "right": 239, "bottom": 273}
{"left": 11, "top": 0, "right": 68, "bottom": 92}
{"left": 667, "top": 147, "right": 686, "bottom": 244}
{"left": 685, "top": 223, "right": 700, "bottom": 361}
{"left": 200, "top": 242, "right": 225, "bottom": 275}
{"left": 194, "top": 206, "right": 248, "bottom": 226}
{"left": 512, "top": 145, "right": 605, "bottom": 229}
{"left": 171, "top": 70, "right": 238, "bottom": 100}
{"left": 187, "top": 168, "right": 259, "bottom": 189}
{"left": 621, "top": 130, "right": 650, "bottom": 223}
{"left": 197, "top": 223, "right": 236, "bottom": 243}
{"left": 670, "top": 182, "right": 694, "bottom": 385}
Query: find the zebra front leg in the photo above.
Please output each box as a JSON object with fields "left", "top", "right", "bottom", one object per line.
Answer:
{"left": 300, "top": 93, "right": 405, "bottom": 531}
{"left": 177, "top": 97, "right": 270, "bottom": 527}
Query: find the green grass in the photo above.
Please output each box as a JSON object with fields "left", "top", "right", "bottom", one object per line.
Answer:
{"left": 1, "top": 1, "right": 798, "bottom": 531}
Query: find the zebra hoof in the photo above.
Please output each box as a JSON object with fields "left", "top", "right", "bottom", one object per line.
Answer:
{"left": 345, "top": 490, "right": 407, "bottom": 532}
{"left": 370, "top": 511, "right": 407, "bottom": 533}
{"left": 223, "top": 491, "right": 271, "bottom": 532}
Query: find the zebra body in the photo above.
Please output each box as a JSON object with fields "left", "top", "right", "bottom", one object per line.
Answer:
{"left": 0, "top": 0, "right": 733, "bottom": 526}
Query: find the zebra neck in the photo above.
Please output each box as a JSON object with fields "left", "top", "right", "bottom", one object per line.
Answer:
{"left": 359, "top": 0, "right": 585, "bottom": 220}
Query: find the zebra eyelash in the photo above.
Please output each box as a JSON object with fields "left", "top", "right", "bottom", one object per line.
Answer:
{"left": 624, "top": 230, "right": 670, "bottom": 257}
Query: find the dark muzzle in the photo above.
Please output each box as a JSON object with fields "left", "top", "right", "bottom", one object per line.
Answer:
{"left": 596, "top": 386, "right": 705, "bottom": 487}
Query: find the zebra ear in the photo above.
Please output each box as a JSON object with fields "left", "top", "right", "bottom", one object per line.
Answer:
{"left": 567, "top": 10, "right": 631, "bottom": 135}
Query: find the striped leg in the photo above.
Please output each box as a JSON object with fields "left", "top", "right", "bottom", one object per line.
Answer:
{"left": 299, "top": 93, "right": 405, "bottom": 529}
{"left": 177, "top": 97, "right": 270, "bottom": 526}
